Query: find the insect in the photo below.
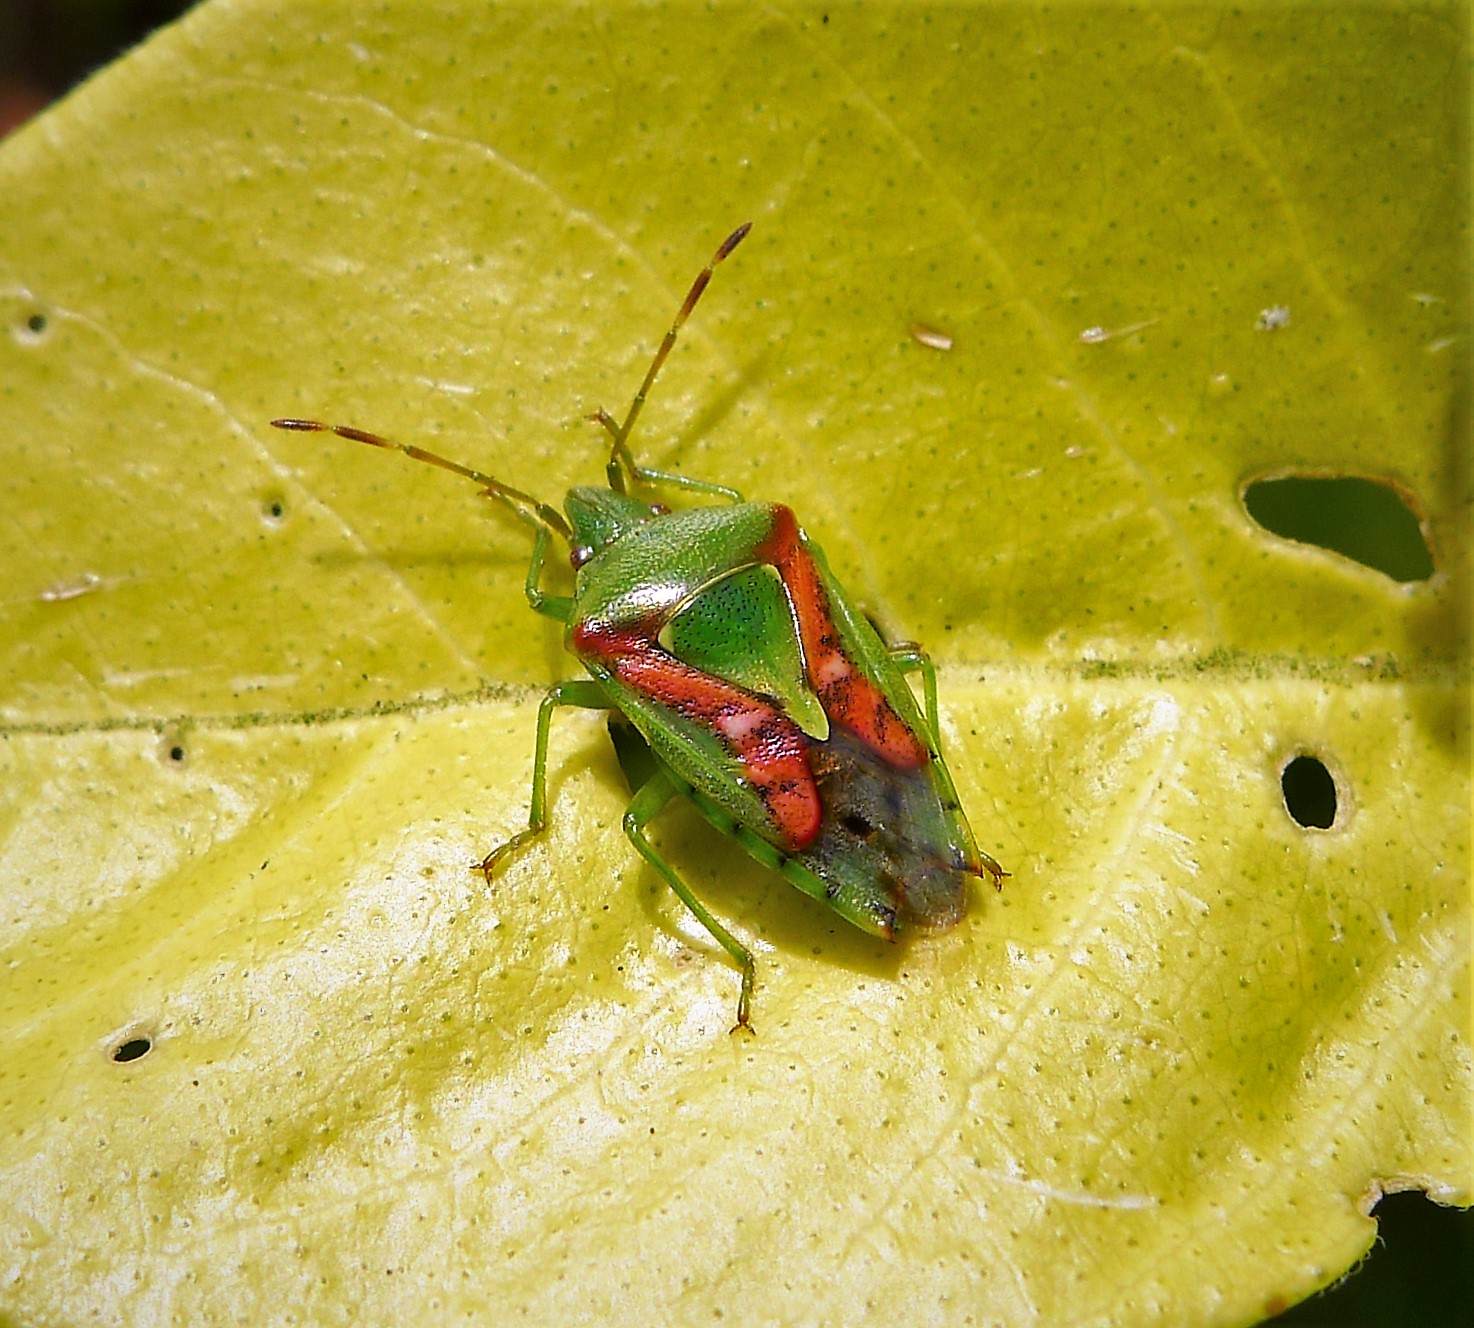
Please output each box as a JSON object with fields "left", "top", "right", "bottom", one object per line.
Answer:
{"left": 273, "top": 223, "right": 1006, "bottom": 1031}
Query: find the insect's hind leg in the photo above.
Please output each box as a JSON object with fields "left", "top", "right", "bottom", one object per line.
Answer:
{"left": 622, "top": 770, "right": 757, "bottom": 1033}
{"left": 886, "top": 642, "right": 942, "bottom": 749}
{"left": 887, "top": 642, "right": 1009, "bottom": 891}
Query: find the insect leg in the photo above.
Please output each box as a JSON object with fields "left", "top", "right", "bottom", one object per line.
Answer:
{"left": 886, "top": 642, "right": 941, "bottom": 750}
{"left": 886, "top": 646, "right": 1009, "bottom": 892}
{"left": 590, "top": 221, "right": 752, "bottom": 497}
{"left": 519, "top": 522, "right": 573, "bottom": 622}
{"left": 479, "top": 678, "right": 610, "bottom": 880}
{"left": 622, "top": 770, "right": 757, "bottom": 1033}
{"left": 976, "top": 850, "right": 1009, "bottom": 890}
{"left": 589, "top": 410, "right": 746, "bottom": 504}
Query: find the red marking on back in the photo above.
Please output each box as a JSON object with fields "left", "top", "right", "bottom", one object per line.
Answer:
{"left": 573, "top": 620, "right": 823, "bottom": 851}
{"left": 756, "top": 507, "right": 928, "bottom": 770}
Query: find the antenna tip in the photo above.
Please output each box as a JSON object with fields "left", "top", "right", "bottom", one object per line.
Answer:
{"left": 719, "top": 221, "right": 753, "bottom": 258}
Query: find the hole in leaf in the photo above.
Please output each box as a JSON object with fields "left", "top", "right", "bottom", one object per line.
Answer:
{"left": 1242, "top": 475, "right": 1434, "bottom": 583}
{"left": 160, "top": 725, "right": 190, "bottom": 765}
{"left": 16, "top": 310, "right": 49, "bottom": 344}
{"left": 112, "top": 1036, "right": 153, "bottom": 1064}
{"left": 1281, "top": 754, "right": 1337, "bottom": 829}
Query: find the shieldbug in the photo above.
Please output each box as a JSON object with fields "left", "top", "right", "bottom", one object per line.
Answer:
{"left": 273, "top": 223, "right": 1006, "bottom": 1031}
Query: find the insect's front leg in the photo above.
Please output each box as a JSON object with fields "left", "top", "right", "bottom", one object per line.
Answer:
{"left": 503, "top": 518, "right": 572, "bottom": 621}
{"left": 584, "top": 409, "right": 746, "bottom": 504}
{"left": 478, "top": 679, "right": 609, "bottom": 880}
{"left": 621, "top": 770, "right": 758, "bottom": 1034}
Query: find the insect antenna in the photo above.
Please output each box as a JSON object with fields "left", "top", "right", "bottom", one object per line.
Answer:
{"left": 270, "top": 419, "right": 574, "bottom": 543}
{"left": 592, "top": 221, "right": 752, "bottom": 495}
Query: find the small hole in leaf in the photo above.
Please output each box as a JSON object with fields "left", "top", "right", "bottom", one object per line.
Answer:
{"left": 16, "top": 310, "right": 49, "bottom": 344}
{"left": 112, "top": 1036, "right": 153, "bottom": 1063}
{"left": 1243, "top": 475, "right": 1434, "bottom": 583}
{"left": 160, "top": 727, "right": 189, "bottom": 765}
{"left": 1281, "top": 754, "right": 1337, "bottom": 829}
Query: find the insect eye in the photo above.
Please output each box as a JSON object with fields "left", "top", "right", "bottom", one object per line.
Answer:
{"left": 648, "top": 503, "right": 671, "bottom": 517}
{"left": 570, "top": 544, "right": 594, "bottom": 568}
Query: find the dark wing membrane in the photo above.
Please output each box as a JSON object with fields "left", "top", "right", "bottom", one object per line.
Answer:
{"left": 804, "top": 728, "right": 973, "bottom": 933}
